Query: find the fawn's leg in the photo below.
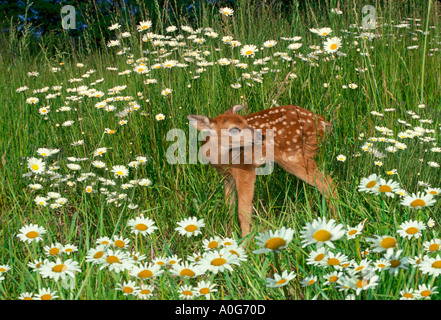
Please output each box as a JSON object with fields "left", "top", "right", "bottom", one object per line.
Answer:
{"left": 223, "top": 175, "right": 236, "bottom": 209}
{"left": 278, "top": 155, "right": 337, "bottom": 212}
{"left": 234, "top": 169, "right": 256, "bottom": 237}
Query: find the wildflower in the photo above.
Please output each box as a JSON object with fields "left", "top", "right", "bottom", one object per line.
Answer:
{"left": 336, "top": 154, "right": 346, "bottom": 162}
{"left": 384, "top": 250, "right": 408, "bottom": 276}
{"left": 111, "top": 165, "right": 129, "bottom": 178}
{"left": 170, "top": 261, "right": 204, "bottom": 279}
{"left": 346, "top": 222, "right": 363, "bottom": 239}
{"left": 253, "top": 226, "right": 295, "bottom": 254}
{"left": 371, "top": 178, "right": 401, "bottom": 198}
{"left": 178, "top": 284, "right": 195, "bottom": 300}
{"left": 416, "top": 284, "right": 438, "bottom": 300}
{"left": 423, "top": 239, "right": 441, "bottom": 253}
{"left": 34, "top": 288, "right": 59, "bottom": 300}
{"left": 138, "top": 285, "right": 155, "bottom": 300}
{"left": 401, "top": 192, "right": 436, "bottom": 209}
{"left": 240, "top": 44, "right": 258, "bottom": 57}
{"left": 266, "top": 270, "right": 297, "bottom": 288}
{"left": 137, "top": 20, "right": 152, "bottom": 32}
{"left": 198, "top": 251, "right": 239, "bottom": 274}
{"left": 358, "top": 174, "right": 381, "bottom": 193}
{"left": 219, "top": 7, "right": 234, "bottom": 16}
{"left": 39, "top": 257, "right": 81, "bottom": 281}
{"left": 116, "top": 280, "right": 140, "bottom": 296}
{"left": 300, "top": 275, "right": 318, "bottom": 287}
{"left": 16, "top": 224, "right": 46, "bottom": 243}
{"left": 127, "top": 215, "right": 158, "bottom": 236}
{"left": 27, "top": 157, "right": 46, "bottom": 174}
{"left": 365, "top": 235, "right": 398, "bottom": 254}
{"left": 155, "top": 113, "right": 166, "bottom": 121}
{"left": 300, "top": 217, "right": 345, "bottom": 249}
{"left": 397, "top": 220, "right": 426, "bottom": 239}
{"left": 323, "top": 36, "right": 342, "bottom": 53}
{"left": 194, "top": 281, "right": 217, "bottom": 299}
{"left": 130, "top": 262, "right": 164, "bottom": 280}
{"left": 175, "top": 216, "right": 205, "bottom": 237}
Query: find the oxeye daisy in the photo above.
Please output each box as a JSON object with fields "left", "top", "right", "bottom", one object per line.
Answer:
{"left": 323, "top": 271, "right": 344, "bottom": 286}
{"left": 116, "top": 280, "right": 140, "bottom": 296}
{"left": 373, "top": 258, "right": 391, "bottom": 271}
{"left": 366, "top": 234, "right": 398, "bottom": 254}
{"left": 137, "top": 20, "right": 152, "bottom": 32}
{"left": 155, "top": 113, "right": 166, "bottom": 121}
{"left": 86, "top": 245, "right": 107, "bottom": 264}
{"left": 127, "top": 214, "right": 158, "bottom": 236}
{"left": 175, "top": 216, "right": 205, "bottom": 237}
{"left": 423, "top": 239, "right": 441, "bottom": 253}
{"left": 44, "top": 243, "right": 63, "bottom": 257}
{"left": 16, "top": 224, "right": 46, "bottom": 243}
{"left": 371, "top": 178, "right": 401, "bottom": 197}
{"left": 194, "top": 280, "right": 217, "bottom": 299}
{"left": 18, "top": 292, "right": 35, "bottom": 300}
{"left": 425, "top": 187, "right": 441, "bottom": 196}
{"left": 353, "top": 274, "right": 380, "bottom": 295}
{"left": 219, "top": 7, "right": 234, "bottom": 16}
{"left": 287, "top": 42, "right": 302, "bottom": 50}
{"left": 263, "top": 40, "right": 277, "bottom": 48}
{"left": 384, "top": 250, "right": 408, "bottom": 276}
{"left": 99, "top": 249, "right": 131, "bottom": 273}
{"left": 397, "top": 220, "right": 426, "bottom": 239}
{"left": 300, "top": 217, "right": 345, "bottom": 249}
{"left": 130, "top": 262, "right": 164, "bottom": 280}
{"left": 418, "top": 254, "right": 441, "bottom": 277}
{"left": 111, "top": 165, "right": 129, "bottom": 178}
{"left": 39, "top": 257, "right": 81, "bottom": 281}
{"left": 34, "top": 288, "right": 59, "bottom": 300}
{"left": 358, "top": 174, "right": 381, "bottom": 194}
{"left": 266, "top": 270, "right": 296, "bottom": 288}
{"left": 93, "top": 147, "right": 107, "bottom": 157}
{"left": 346, "top": 222, "right": 364, "bottom": 239}
{"left": 253, "top": 226, "right": 295, "bottom": 254}
{"left": 138, "top": 284, "right": 155, "bottom": 300}
{"left": 112, "top": 236, "right": 130, "bottom": 249}
{"left": 161, "top": 88, "right": 172, "bottom": 96}
{"left": 300, "top": 275, "right": 318, "bottom": 287}
{"left": 96, "top": 236, "right": 112, "bottom": 246}
{"left": 178, "top": 284, "right": 195, "bottom": 300}
{"left": 198, "top": 251, "right": 240, "bottom": 274}
{"left": 336, "top": 154, "right": 346, "bottom": 162}
{"left": 323, "top": 36, "right": 342, "bottom": 53}
{"left": 400, "top": 288, "right": 420, "bottom": 300}
{"left": 240, "top": 44, "right": 258, "bottom": 57}
{"left": 170, "top": 261, "right": 204, "bottom": 279}
{"left": 416, "top": 284, "right": 438, "bottom": 300}
{"left": 27, "top": 157, "right": 46, "bottom": 174}
{"left": 202, "top": 236, "right": 223, "bottom": 251}
{"left": 152, "top": 256, "right": 169, "bottom": 267}
{"left": 167, "top": 254, "right": 182, "bottom": 266}
{"left": 401, "top": 192, "right": 436, "bottom": 209}
{"left": 26, "top": 97, "right": 39, "bottom": 104}
{"left": 321, "top": 251, "right": 349, "bottom": 270}
{"left": 306, "top": 247, "right": 329, "bottom": 266}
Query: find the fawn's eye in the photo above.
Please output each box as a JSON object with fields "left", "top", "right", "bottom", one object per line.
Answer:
{"left": 229, "top": 128, "right": 241, "bottom": 135}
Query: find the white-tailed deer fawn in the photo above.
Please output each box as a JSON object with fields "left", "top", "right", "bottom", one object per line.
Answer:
{"left": 187, "top": 104, "right": 337, "bottom": 237}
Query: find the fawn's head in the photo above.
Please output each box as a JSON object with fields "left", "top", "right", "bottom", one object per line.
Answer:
{"left": 187, "top": 105, "right": 264, "bottom": 149}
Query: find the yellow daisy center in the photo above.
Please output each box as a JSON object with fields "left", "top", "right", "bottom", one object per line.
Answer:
{"left": 313, "top": 230, "right": 332, "bottom": 242}
{"left": 138, "top": 270, "right": 153, "bottom": 278}
{"left": 26, "top": 231, "right": 39, "bottom": 239}
{"left": 200, "top": 288, "right": 210, "bottom": 295}
{"left": 314, "top": 253, "right": 325, "bottom": 261}
{"left": 348, "top": 230, "right": 358, "bottom": 236}
{"left": 183, "top": 290, "right": 192, "bottom": 296}
{"left": 429, "top": 244, "right": 439, "bottom": 252}
{"left": 185, "top": 225, "right": 198, "bottom": 232}
{"left": 31, "top": 164, "right": 39, "bottom": 171}
{"left": 123, "top": 287, "right": 133, "bottom": 294}
{"left": 141, "top": 289, "right": 151, "bottom": 295}
{"left": 327, "top": 258, "right": 340, "bottom": 266}
{"left": 380, "top": 237, "right": 396, "bottom": 249}
{"left": 40, "top": 294, "right": 52, "bottom": 300}
{"left": 245, "top": 50, "right": 253, "bottom": 55}
{"left": 114, "top": 240, "right": 125, "bottom": 248}
{"left": 432, "top": 261, "right": 441, "bottom": 268}
{"left": 49, "top": 248, "right": 60, "bottom": 255}
{"left": 93, "top": 251, "right": 104, "bottom": 259}
{"left": 405, "top": 227, "right": 419, "bottom": 235}
{"left": 429, "top": 191, "right": 437, "bottom": 195}
{"left": 180, "top": 269, "right": 195, "bottom": 277}
{"left": 135, "top": 223, "right": 148, "bottom": 231}
{"left": 330, "top": 43, "right": 338, "bottom": 50}
{"left": 410, "top": 199, "right": 426, "bottom": 207}
{"left": 208, "top": 241, "right": 219, "bottom": 249}
{"left": 277, "top": 279, "right": 287, "bottom": 285}
{"left": 211, "top": 258, "right": 227, "bottom": 266}
{"left": 265, "top": 237, "right": 287, "bottom": 250}
{"left": 366, "top": 180, "right": 376, "bottom": 188}
{"left": 52, "top": 264, "right": 67, "bottom": 273}
{"left": 403, "top": 293, "right": 414, "bottom": 298}
{"left": 106, "top": 256, "right": 120, "bottom": 264}
{"left": 390, "top": 259, "right": 401, "bottom": 268}
{"left": 378, "top": 185, "right": 392, "bottom": 193}
{"left": 420, "top": 290, "right": 431, "bottom": 297}
{"left": 329, "top": 276, "right": 338, "bottom": 283}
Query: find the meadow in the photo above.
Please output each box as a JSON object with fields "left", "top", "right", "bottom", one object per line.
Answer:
{"left": 0, "top": 0, "right": 441, "bottom": 300}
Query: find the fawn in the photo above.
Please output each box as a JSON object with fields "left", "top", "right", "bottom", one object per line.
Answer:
{"left": 187, "top": 104, "right": 337, "bottom": 237}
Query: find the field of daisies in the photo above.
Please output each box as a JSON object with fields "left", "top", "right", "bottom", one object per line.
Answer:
{"left": 1, "top": 1, "right": 441, "bottom": 300}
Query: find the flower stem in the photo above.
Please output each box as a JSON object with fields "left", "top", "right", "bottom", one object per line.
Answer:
{"left": 272, "top": 251, "right": 290, "bottom": 299}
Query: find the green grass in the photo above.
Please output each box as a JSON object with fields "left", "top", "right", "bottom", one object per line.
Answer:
{"left": 1, "top": 0, "right": 441, "bottom": 300}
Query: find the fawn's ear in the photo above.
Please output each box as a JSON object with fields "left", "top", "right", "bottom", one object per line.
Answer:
{"left": 225, "top": 104, "right": 247, "bottom": 114}
{"left": 187, "top": 115, "right": 212, "bottom": 131}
